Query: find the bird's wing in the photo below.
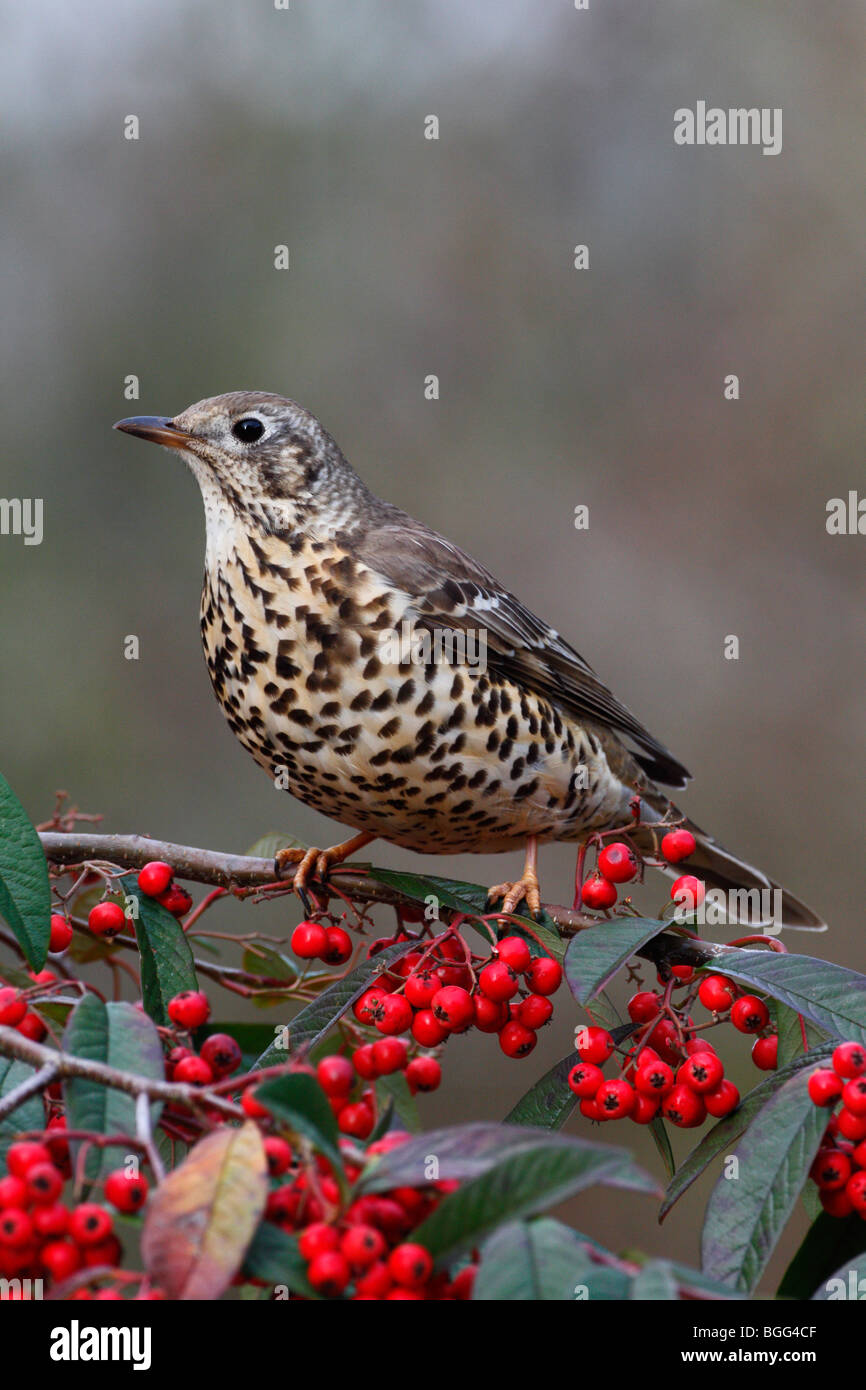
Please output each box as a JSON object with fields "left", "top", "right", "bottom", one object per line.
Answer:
{"left": 353, "top": 515, "right": 691, "bottom": 789}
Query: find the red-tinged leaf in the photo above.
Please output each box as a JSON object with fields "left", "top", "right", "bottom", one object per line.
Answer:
{"left": 141, "top": 1122, "right": 268, "bottom": 1300}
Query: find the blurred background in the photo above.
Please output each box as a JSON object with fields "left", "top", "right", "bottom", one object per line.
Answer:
{"left": 1, "top": 0, "right": 864, "bottom": 1287}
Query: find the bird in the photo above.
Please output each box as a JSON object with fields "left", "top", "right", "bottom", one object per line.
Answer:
{"left": 114, "top": 391, "right": 822, "bottom": 929}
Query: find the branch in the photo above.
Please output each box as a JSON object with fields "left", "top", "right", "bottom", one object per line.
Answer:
{"left": 38, "top": 830, "right": 598, "bottom": 932}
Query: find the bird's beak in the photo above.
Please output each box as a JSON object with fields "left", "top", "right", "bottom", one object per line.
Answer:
{"left": 113, "top": 416, "right": 196, "bottom": 450}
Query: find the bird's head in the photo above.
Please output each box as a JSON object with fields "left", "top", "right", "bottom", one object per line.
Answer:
{"left": 114, "top": 391, "right": 367, "bottom": 543}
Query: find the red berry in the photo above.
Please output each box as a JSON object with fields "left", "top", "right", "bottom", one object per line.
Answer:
{"left": 846, "top": 1170, "right": 866, "bottom": 1216}
{"left": 646, "top": 1018, "right": 682, "bottom": 1065}
{"left": 662, "top": 1084, "right": 706, "bottom": 1128}
{"left": 704, "top": 1079, "right": 740, "bottom": 1118}
{"left": 200, "top": 1032, "right": 242, "bottom": 1078}
{"left": 631, "top": 1094, "right": 660, "bottom": 1125}
{"left": 821, "top": 1188, "right": 854, "bottom": 1219}
{"left": 670, "top": 875, "right": 705, "bottom": 912}
{"left": 479, "top": 960, "right": 520, "bottom": 1003}
{"left": 291, "top": 921, "right": 328, "bottom": 960}
{"left": 241, "top": 1087, "right": 271, "bottom": 1120}
{"left": 731, "top": 995, "right": 770, "bottom": 1035}
{"left": 669, "top": 965, "right": 695, "bottom": 983}
{"left": 698, "top": 974, "right": 735, "bottom": 1013}
{"left": 167, "top": 990, "right": 210, "bottom": 1029}
{"left": 0, "top": 987, "right": 27, "bottom": 1027}
{"left": 173, "top": 1055, "right": 213, "bottom": 1084}
{"left": 525, "top": 956, "right": 562, "bottom": 996}
{"left": 518, "top": 994, "right": 554, "bottom": 1030}
{"left": 0, "top": 1208, "right": 33, "bottom": 1248}
{"left": 264, "top": 1136, "right": 293, "bottom": 1176}
{"left": 104, "top": 1169, "right": 149, "bottom": 1213}
{"left": 371, "top": 1037, "right": 409, "bottom": 1074}
{"left": 431, "top": 985, "right": 474, "bottom": 1031}
{"left": 40, "top": 1238, "right": 81, "bottom": 1281}
{"left": 351, "top": 1044, "right": 379, "bottom": 1081}
{"left": 88, "top": 901, "right": 126, "bottom": 937}
{"left": 355, "top": 1260, "right": 393, "bottom": 1298}
{"left": 833, "top": 1041, "right": 866, "bottom": 1080}
{"left": 627, "top": 991, "right": 661, "bottom": 1024}
{"left": 579, "top": 1097, "right": 601, "bottom": 1121}
{"left": 576, "top": 1026, "right": 615, "bottom": 1066}
{"left": 322, "top": 926, "right": 353, "bottom": 966}
{"left": 298, "top": 1222, "right": 339, "bottom": 1261}
{"left": 388, "top": 1242, "right": 433, "bottom": 1289}
{"left": 49, "top": 913, "right": 73, "bottom": 953}
{"left": 69, "top": 1203, "right": 113, "bottom": 1246}
{"left": 473, "top": 995, "right": 509, "bottom": 1033}
{"left": 318, "top": 1054, "right": 356, "bottom": 1096}
{"left": 375, "top": 994, "right": 413, "bottom": 1036}
{"left": 661, "top": 829, "right": 697, "bottom": 863}
{"left": 635, "top": 1060, "right": 675, "bottom": 1097}
{"left": 308, "top": 1250, "right": 351, "bottom": 1297}
{"left": 353, "top": 988, "right": 387, "bottom": 1026}
{"left": 0, "top": 1175, "right": 28, "bottom": 1208}
{"left": 581, "top": 873, "right": 618, "bottom": 911}
{"left": 411, "top": 1010, "right": 448, "bottom": 1047}
{"left": 25, "top": 1162, "right": 64, "bottom": 1206}
{"left": 751, "top": 1035, "right": 778, "bottom": 1071}
{"left": 597, "top": 842, "right": 639, "bottom": 884}
{"left": 406, "top": 1056, "right": 442, "bottom": 1093}
{"left": 842, "top": 1078, "right": 866, "bottom": 1116}
{"left": 595, "top": 1079, "right": 635, "bottom": 1120}
{"left": 497, "top": 936, "right": 532, "bottom": 974}
{"left": 837, "top": 1108, "right": 866, "bottom": 1140}
{"left": 136, "top": 861, "right": 173, "bottom": 897}
{"left": 679, "top": 1051, "right": 725, "bottom": 1094}
{"left": 32, "top": 1202, "right": 69, "bottom": 1238}
{"left": 156, "top": 883, "right": 193, "bottom": 916}
{"left": 567, "top": 1062, "right": 604, "bottom": 1098}
{"left": 498, "top": 1021, "right": 537, "bottom": 1059}
{"left": 7, "top": 1141, "right": 52, "bottom": 1177}
{"left": 404, "top": 971, "right": 440, "bottom": 1009}
{"left": 338, "top": 1103, "right": 375, "bottom": 1139}
{"left": 17, "top": 1011, "right": 47, "bottom": 1041}
{"left": 341, "top": 1223, "right": 386, "bottom": 1270}
{"left": 810, "top": 1148, "right": 852, "bottom": 1191}
{"left": 808, "top": 1069, "right": 843, "bottom": 1107}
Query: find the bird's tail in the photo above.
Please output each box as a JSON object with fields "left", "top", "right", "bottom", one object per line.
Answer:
{"left": 631, "top": 790, "right": 826, "bottom": 932}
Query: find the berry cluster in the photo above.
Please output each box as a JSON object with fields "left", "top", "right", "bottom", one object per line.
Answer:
{"left": 264, "top": 1129, "right": 475, "bottom": 1300}
{"left": 580, "top": 829, "right": 701, "bottom": 913}
{"left": 0, "top": 1142, "right": 160, "bottom": 1299}
{"left": 348, "top": 931, "right": 563, "bottom": 1070}
{"left": 806, "top": 1042, "right": 866, "bottom": 1219}
{"left": 0, "top": 984, "right": 48, "bottom": 1044}
{"left": 568, "top": 970, "right": 778, "bottom": 1132}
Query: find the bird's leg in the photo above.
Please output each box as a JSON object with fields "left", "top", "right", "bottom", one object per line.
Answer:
{"left": 486, "top": 836, "right": 542, "bottom": 921}
{"left": 275, "top": 831, "right": 377, "bottom": 905}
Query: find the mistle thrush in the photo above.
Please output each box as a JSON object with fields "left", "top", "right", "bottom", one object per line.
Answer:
{"left": 115, "top": 392, "right": 822, "bottom": 928}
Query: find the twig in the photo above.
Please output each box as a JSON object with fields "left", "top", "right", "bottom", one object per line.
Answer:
{"left": 0, "top": 1061, "right": 58, "bottom": 1120}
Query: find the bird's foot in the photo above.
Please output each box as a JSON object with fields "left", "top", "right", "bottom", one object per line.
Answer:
{"left": 486, "top": 867, "right": 543, "bottom": 921}
{"left": 275, "top": 832, "right": 376, "bottom": 911}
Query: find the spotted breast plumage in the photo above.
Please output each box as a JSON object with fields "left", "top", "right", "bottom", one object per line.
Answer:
{"left": 115, "top": 391, "right": 822, "bottom": 927}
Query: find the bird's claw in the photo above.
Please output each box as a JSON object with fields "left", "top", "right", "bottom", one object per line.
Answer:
{"left": 486, "top": 872, "right": 543, "bottom": 921}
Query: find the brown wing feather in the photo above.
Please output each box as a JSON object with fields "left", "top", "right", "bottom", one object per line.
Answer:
{"left": 352, "top": 513, "right": 691, "bottom": 789}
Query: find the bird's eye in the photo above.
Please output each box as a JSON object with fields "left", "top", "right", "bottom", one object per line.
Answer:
{"left": 231, "top": 417, "right": 265, "bottom": 444}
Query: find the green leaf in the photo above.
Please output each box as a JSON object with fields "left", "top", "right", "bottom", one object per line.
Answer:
{"left": 711, "top": 950, "right": 866, "bottom": 1045}
{"left": 367, "top": 869, "right": 564, "bottom": 960}
{"left": 254, "top": 1072, "right": 345, "bottom": 1189}
{"left": 359, "top": 1124, "right": 656, "bottom": 1266}
{"left": 647, "top": 1116, "right": 676, "bottom": 1181}
{"left": 241, "top": 1220, "right": 316, "bottom": 1298}
{"left": 245, "top": 832, "right": 307, "bottom": 859}
{"left": 0, "top": 1056, "right": 44, "bottom": 1164}
{"left": 63, "top": 996, "right": 165, "bottom": 1178}
{"left": 564, "top": 917, "right": 667, "bottom": 1006}
{"left": 240, "top": 946, "right": 298, "bottom": 984}
{"left": 253, "top": 941, "right": 414, "bottom": 1067}
{"left": 700, "top": 1066, "right": 829, "bottom": 1292}
{"left": 503, "top": 1052, "right": 579, "bottom": 1130}
{"left": 775, "top": 1000, "right": 828, "bottom": 1070}
{"left": 375, "top": 1070, "right": 420, "bottom": 1132}
{"left": 0, "top": 771, "right": 51, "bottom": 970}
{"left": 778, "top": 1212, "right": 866, "bottom": 1300}
{"left": 118, "top": 875, "right": 197, "bottom": 1025}
{"left": 660, "top": 1044, "right": 834, "bottom": 1221}
{"left": 630, "top": 1258, "right": 679, "bottom": 1300}
{"left": 473, "top": 1219, "right": 619, "bottom": 1300}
